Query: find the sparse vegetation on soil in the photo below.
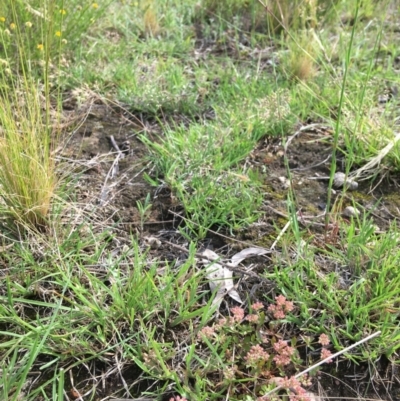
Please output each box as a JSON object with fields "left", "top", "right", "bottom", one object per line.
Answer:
{"left": 0, "top": 1, "right": 400, "bottom": 400}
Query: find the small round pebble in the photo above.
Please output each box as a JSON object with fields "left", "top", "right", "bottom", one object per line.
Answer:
{"left": 342, "top": 206, "right": 360, "bottom": 218}
{"left": 333, "top": 172, "right": 358, "bottom": 190}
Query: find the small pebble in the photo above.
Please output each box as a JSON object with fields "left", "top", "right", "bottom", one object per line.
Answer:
{"left": 342, "top": 206, "right": 360, "bottom": 218}
{"left": 333, "top": 172, "right": 358, "bottom": 190}
{"left": 143, "top": 236, "right": 161, "bottom": 249}
{"left": 278, "top": 176, "right": 290, "bottom": 189}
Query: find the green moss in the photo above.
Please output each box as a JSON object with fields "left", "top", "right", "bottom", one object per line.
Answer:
{"left": 304, "top": 203, "right": 320, "bottom": 215}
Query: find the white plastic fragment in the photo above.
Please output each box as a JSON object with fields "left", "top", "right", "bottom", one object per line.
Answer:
{"left": 229, "top": 247, "right": 269, "bottom": 267}
{"left": 201, "top": 249, "right": 243, "bottom": 307}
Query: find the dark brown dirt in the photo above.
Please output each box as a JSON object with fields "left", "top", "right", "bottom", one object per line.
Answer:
{"left": 60, "top": 102, "right": 176, "bottom": 236}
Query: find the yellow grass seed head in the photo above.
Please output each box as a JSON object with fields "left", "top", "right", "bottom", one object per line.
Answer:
{"left": 291, "top": 54, "right": 316, "bottom": 81}
{"left": 144, "top": 8, "right": 160, "bottom": 36}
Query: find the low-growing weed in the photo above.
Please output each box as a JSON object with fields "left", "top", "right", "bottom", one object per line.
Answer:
{"left": 177, "top": 296, "right": 334, "bottom": 400}
{"left": 270, "top": 215, "right": 400, "bottom": 361}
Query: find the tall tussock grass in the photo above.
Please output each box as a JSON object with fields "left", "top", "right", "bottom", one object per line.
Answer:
{"left": 0, "top": 1, "right": 62, "bottom": 235}
{"left": 0, "top": 0, "right": 111, "bottom": 236}
{"left": 0, "top": 78, "right": 56, "bottom": 234}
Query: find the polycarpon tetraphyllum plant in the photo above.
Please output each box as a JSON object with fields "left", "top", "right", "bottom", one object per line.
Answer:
{"left": 197, "top": 296, "right": 333, "bottom": 400}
